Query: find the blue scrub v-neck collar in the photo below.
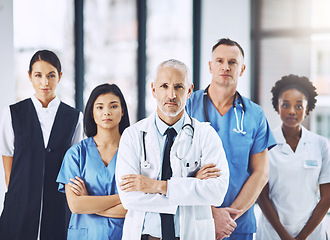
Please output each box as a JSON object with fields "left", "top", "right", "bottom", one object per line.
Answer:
{"left": 206, "top": 92, "right": 244, "bottom": 117}
{"left": 90, "top": 137, "right": 117, "bottom": 168}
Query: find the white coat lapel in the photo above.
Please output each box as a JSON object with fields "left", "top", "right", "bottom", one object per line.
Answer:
{"left": 170, "top": 112, "right": 192, "bottom": 177}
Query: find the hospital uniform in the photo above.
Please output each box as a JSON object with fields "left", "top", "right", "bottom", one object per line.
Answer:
{"left": 0, "top": 96, "right": 83, "bottom": 240}
{"left": 116, "top": 112, "right": 229, "bottom": 240}
{"left": 57, "top": 137, "right": 124, "bottom": 240}
{"left": 186, "top": 90, "right": 276, "bottom": 238}
{"left": 256, "top": 126, "right": 330, "bottom": 240}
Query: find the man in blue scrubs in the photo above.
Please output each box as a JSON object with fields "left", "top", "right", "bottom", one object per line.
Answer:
{"left": 186, "top": 38, "right": 276, "bottom": 240}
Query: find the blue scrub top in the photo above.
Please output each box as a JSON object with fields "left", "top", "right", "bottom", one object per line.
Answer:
{"left": 57, "top": 137, "right": 124, "bottom": 240}
{"left": 186, "top": 89, "right": 276, "bottom": 234}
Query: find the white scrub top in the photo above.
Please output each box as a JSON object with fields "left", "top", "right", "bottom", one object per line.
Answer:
{"left": 256, "top": 126, "right": 330, "bottom": 240}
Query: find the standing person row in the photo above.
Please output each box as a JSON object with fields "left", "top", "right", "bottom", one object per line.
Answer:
{"left": 0, "top": 50, "right": 84, "bottom": 240}
{"left": 116, "top": 59, "right": 230, "bottom": 240}
{"left": 256, "top": 75, "right": 330, "bottom": 240}
{"left": 186, "top": 38, "right": 276, "bottom": 240}
{"left": 56, "top": 83, "right": 129, "bottom": 240}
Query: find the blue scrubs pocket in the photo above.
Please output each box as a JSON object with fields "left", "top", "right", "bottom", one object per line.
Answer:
{"left": 230, "top": 134, "right": 253, "bottom": 168}
{"left": 67, "top": 228, "right": 88, "bottom": 240}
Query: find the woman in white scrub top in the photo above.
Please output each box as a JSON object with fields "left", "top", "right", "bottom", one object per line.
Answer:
{"left": 256, "top": 75, "right": 330, "bottom": 240}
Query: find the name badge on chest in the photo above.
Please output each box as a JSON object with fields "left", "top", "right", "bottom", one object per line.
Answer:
{"left": 304, "top": 159, "right": 319, "bottom": 168}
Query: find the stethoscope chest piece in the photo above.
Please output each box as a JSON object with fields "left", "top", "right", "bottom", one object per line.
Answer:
{"left": 142, "top": 161, "right": 151, "bottom": 169}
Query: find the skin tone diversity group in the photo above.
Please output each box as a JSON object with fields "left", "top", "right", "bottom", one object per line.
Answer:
{"left": 0, "top": 37, "right": 329, "bottom": 240}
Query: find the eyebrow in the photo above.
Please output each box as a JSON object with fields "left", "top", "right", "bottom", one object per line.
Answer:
{"left": 95, "top": 101, "right": 119, "bottom": 105}
{"left": 215, "top": 57, "right": 238, "bottom": 61}
{"left": 282, "top": 100, "right": 303, "bottom": 103}
{"left": 33, "top": 71, "right": 56, "bottom": 74}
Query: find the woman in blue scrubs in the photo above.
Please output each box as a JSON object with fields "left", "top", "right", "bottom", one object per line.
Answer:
{"left": 57, "top": 83, "right": 130, "bottom": 240}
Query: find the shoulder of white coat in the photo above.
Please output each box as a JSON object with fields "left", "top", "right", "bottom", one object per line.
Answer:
{"left": 192, "top": 116, "right": 210, "bottom": 128}
{"left": 121, "top": 115, "right": 151, "bottom": 136}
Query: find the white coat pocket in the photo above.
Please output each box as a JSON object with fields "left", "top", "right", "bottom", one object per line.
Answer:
{"left": 185, "top": 160, "right": 201, "bottom": 177}
{"left": 194, "top": 218, "right": 215, "bottom": 240}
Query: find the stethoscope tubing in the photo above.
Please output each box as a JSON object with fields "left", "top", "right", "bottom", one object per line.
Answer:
{"left": 141, "top": 116, "right": 194, "bottom": 168}
{"left": 203, "top": 85, "right": 246, "bottom": 134}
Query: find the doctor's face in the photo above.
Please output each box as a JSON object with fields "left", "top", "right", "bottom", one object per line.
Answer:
{"left": 209, "top": 44, "right": 245, "bottom": 89}
{"left": 278, "top": 88, "right": 308, "bottom": 129}
{"left": 151, "top": 66, "right": 193, "bottom": 124}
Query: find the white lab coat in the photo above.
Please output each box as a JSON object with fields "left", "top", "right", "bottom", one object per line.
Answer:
{"left": 116, "top": 112, "right": 229, "bottom": 240}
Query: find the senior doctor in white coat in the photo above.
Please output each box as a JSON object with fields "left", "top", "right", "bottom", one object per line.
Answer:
{"left": 116, "top": 59, "right": 230, "bottom": 240}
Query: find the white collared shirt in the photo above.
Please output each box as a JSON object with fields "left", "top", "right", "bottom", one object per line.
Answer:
{"left": 0, "top": 95, "right": 83, "bottom": 156}
{"left": 141, "top": 113, "right": 184, "bottom": 238}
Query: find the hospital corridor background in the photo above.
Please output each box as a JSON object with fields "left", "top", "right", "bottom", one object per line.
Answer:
{"left": 0, "top": 0, "right": 329, "bottom": 238}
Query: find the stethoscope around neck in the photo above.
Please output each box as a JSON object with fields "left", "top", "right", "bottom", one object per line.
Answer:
{"left": 141, "top": 116, "right": 195, "bottom": 169}
{"left": 203, "top": 85, "right": 246, "bottom": 135}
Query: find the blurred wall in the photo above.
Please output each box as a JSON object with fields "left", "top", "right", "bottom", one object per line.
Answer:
{"left": 200, "top": 0, "right": 251, "bottom": 98}
{"left": 0, "top": 0, "right": 14, "bottom": 211}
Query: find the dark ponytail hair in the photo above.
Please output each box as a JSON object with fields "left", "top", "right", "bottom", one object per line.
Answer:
{"left": 84, "top": 83, "right": 130, "bottom": 137}
{"left": 29, "top": 50, "right": 61, "bottom": 75}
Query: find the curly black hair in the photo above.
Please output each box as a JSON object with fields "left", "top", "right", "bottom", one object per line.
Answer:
{"left": 271, "top": 74, "right": 318, "bottom": 115}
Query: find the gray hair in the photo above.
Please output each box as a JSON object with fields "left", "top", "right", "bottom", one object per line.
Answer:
{"left": 154, "top": 59, "right": 192, "bottom": 84}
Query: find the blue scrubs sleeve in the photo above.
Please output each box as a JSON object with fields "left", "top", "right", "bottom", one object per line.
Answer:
{"left": 56, "top": 142, "right": 82, "bottom": 193}
{"left": 185, "top": 98, "right": 192, "bottom": 115}
{"left": 250, "top": 110, "right": 276, "bottom": 155}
